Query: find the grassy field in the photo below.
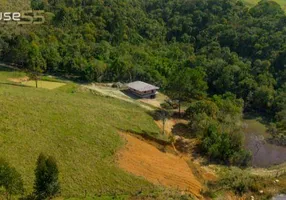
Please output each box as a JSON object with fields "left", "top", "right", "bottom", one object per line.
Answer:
{"left": 243, "top": 0, "right": 286, "bottom": 10}
{"left": 0, "top": 67, "right": 162, "bottom": 198}
{"left": 22, "top": 80, "right": 67, "bottom": 89}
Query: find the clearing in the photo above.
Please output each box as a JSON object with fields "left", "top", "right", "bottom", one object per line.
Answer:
{"left": 8, "top": 76, "right": 66, "bottom": 90}
{"left": 0, "top": 67, "right": 163, "bottom": 197}
{"left": 117, "top": 132, "right": 203, "bottom": 199}
{"left": 84, "top": 83, "right": 168, "bottom": 111}
{"left": 22, "top": 80, "right": 66, "bottom": 90}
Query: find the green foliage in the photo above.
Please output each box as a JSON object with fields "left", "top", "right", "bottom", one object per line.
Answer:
{"left": 249, "top": 0, "right": 284, "bottom": 17}
{"left": 166, "top": 67, "right": 208, "bottom": 113}
{"left": 186, "top": 100, "right": 219, "bottom": 136}
{"left": 34, "top": 153, "right": 60, "bottom": 200}
{"left": 167, "top": 67, "right": 208, "bottom": 100}
{"left": 218, "top": 169, "right": 254, "bottom": 195}
{"left": 1, "top": 0, "right": 286, "bottom": 171}
{"left": 0, "top": 158, "right": 24, "bottom": 198}
{"left": 186, "top": 93, "right": 244, "bottom": 137}
{"left": 1, "top": 0, "right": 286, "bottom": 118}
{"left": 186, "top": 93, "right": 251, "bottom": 166}
{"left": 201, "top": 125, "right": 251, "bottom": 166}
{"left": 214, "top": 168, "right": 275, "bottom": 196}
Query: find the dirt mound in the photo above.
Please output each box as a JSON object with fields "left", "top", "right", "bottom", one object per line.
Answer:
{"left": 117, "top": 133, "right": 203, "bottom": 199}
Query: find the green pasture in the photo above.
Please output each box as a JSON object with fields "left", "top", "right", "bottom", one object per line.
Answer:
{"left": 0, "top": 67, "right": 161, "bottom": 198}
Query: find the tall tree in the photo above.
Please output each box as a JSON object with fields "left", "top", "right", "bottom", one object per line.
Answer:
{"left": 167, "top": 67, "right": 208, "bottom": 115}
{"left": 153, "top": 109, "right": 170, "bottom": 135}
{"left": 27, "top": 42, "right": 47, "bottom": 88}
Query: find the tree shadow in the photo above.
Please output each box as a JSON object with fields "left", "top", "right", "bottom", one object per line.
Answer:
{"left": 243, "top": 112, "right": 271, "bottom": 125}
{"left": 172, "top": 123, "right": 195, "bottom": 138}
{"left": 117, "top": 128, "right": 170, "bottom": 145}
{"left": 0, "top": 67, "right": 14, "bottom": 72}
{"left": 0, "top": 82, "right": 30, "bottom": 88}
{"left": 0, "top": 64, "right": 20, "bottom": 72}
{"left": 120, "top": 89, "right": 141, "bottom": 100}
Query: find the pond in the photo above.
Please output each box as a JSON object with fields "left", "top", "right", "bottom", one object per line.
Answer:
{"left": 244, "top": 119, "right": 286, "bottom": 168}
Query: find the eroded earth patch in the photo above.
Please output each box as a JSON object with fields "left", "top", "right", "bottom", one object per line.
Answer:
{"left": 117, "top": 133, "right": 203, "bottom": 199}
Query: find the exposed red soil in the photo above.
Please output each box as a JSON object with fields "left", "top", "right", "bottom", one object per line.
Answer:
{"left": 117, "top": 133, "right": 203, "bottom": 199}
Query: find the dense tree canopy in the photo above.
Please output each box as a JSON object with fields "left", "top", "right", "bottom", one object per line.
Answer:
{"left": 1, "top": 0, "right": 286, "bottom": 144}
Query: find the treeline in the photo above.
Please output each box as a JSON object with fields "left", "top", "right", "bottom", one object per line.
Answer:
{"left": 1, "top": 1, "right": 286, "bottom": 145}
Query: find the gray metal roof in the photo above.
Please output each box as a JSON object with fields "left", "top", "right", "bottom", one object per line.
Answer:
{"left": 127, "top": 81, "right": 159, "bottom": 92}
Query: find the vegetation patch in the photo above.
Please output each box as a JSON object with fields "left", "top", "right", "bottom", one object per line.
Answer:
{"left": 206, "top": 167, "right": 286, "bottom": 199}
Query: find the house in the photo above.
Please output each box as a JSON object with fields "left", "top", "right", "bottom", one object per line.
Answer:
{"left": 127, "top": 81, "right": 159, "bottom": 98}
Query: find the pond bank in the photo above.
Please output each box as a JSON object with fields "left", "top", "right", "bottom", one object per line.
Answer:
{"left": 244, "top": 119, "right": 286, "bottom": 167}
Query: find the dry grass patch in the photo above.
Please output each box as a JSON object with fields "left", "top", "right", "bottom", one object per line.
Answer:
{"left": 22, "top": 80, "right": 66, "bottom": 90}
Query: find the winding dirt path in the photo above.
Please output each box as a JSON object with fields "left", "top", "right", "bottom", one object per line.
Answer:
{"left": 117, "top": 133, "right": 203, "bottom": 199}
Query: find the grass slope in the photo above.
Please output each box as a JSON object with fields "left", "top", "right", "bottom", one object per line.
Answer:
{"left": 0, "top": 0, "right": 30, "bottom": 10}
{"left": 243, "top": 0, "right": 286, "bottom": 10}
{"left": 0, "top": 67, "right": 161, "bottom": 198}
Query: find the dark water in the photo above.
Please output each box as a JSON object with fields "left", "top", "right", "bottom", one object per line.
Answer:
{"left": 245, "top": 132, "right": 286, "bottom": 167}
{"left": 244, "top": 120, "right": 286, "bottom": 168}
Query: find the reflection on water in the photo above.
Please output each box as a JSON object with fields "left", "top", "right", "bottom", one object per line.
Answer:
{"left": 244, "top": 120, "right": 286, "bottom": 167}
{"left": 245, "top": 132, "right": 286, "bottom": 167}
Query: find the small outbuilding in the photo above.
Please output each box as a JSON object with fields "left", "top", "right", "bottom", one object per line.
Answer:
{"left": 127, "top": 81, "right": 159, "bottom": 99}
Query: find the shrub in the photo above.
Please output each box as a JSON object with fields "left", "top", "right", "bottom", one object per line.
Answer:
{"left": 218, "top": 169, "right": 254, "bottom": 196}
{"left": 201, "top": 125, "right": 251, "bottom": 166}
{"left": 229, "top": 150, "right": 252, "bottom": 167}
{"left": 160, "top": 102, "right": 173, "bottom": 110}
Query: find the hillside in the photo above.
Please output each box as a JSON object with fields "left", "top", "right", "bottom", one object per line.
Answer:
{"left": 1, "top": 0, "right": 286, "bottom": 198}
{"left": 0, "top": 67, "right": 162, "bottom": 197}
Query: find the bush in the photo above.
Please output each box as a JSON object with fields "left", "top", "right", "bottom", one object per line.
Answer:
{"left": 229, "top": 150, "right": 252, "bottom": 167}
{"left": 201, "top": 125, "right": 251, "bottom": 166}
{"left": 160, "top": 102, "right": 173, "bottom": 110}
{"left": 218, "top": 169, "right": 254, "bottom": 196}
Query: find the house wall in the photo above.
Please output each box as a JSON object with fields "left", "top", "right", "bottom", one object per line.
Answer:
{"left": 129, "top": 88, "right": 157, "bottom": 98}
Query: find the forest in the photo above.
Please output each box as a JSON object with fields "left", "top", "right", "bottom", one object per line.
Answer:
{"left": 1, "top": 0, "right": 286, "bottom": 162}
